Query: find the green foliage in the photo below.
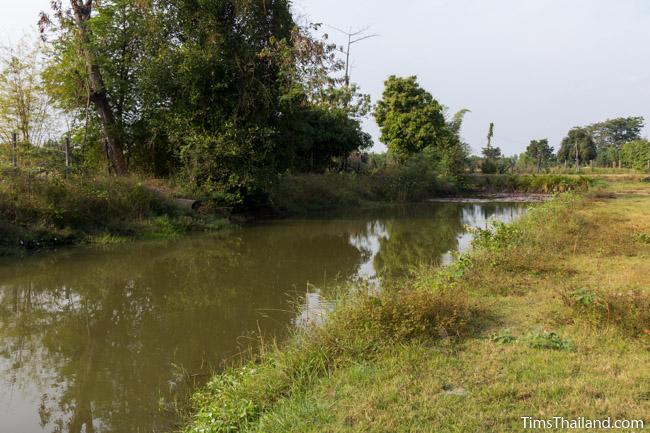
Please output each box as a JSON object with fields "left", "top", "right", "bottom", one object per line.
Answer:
{"left": 480, "top": 147, "right": 508, "bottom": 174}
{"left": 0, "top": 38, "right": 55, "bottom": 147}
{"left": 470, "top": 174, "right": 596, "bottom": 194}
{"left": 448, "top": 108, "right": 471, "bottom": 136}
{"left": 563, "top": 287, "right": 650, "bottom": 336}
{"left": 471, "top": 221, "right": 523, "bottom": 254}
{"left": 524, "top": 139, "right": 554, "bottom": 172}
{"left": 276, "top": 105, "right": 371, "bottom": 173}
{"left": 41, "top": 1, "right": 373, "bottom": 206}
{"left": 270, "top": 153, "right": 464, "bottom": 214}
{"left": 491, "top": 330, "right": 517, "bottom": 344}
{"left": 589, "top": 117, "right": 645, "bottom": 166}
{"left": 555, "top": 117, "right": 645, "bottom": 169}
{"left": 373, "top": 76, "right": 448, "bottom": 159}
{"left": 557, "top": 127, "right": 596, "bottom": 165}
{"left": 479, "top": 123, "right": 514, "bottom": 174}
{"left": 523, "top": 330, "right": 573, "bottom": 351}
{"left": 620, "top": 139, "right": 650, "bottom": 171}
{"left": 0, "top": 171, "right": 223, "bottom": 253}
{"left": 571, "top": 288, "right": 596, "bottom": 307}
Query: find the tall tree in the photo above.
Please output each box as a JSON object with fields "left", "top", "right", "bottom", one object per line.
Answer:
{"left": 0, "top": 38, "right": 54, "bottom": 147}
{"left": 588, "top": 116, "right": 645, "bottom": 166}
{"left": 481, "top": 122, "right": 504, "bottom": 174}
{"left": 620, "top": 139, "right": 650, "bottom": 171}
{"left": 557, "top": 127, "right": 596, "bottom": 166}
{"left": 525, "top": 139, "right": 554, "bottom": 172}
{"left": 486, "top": 122, "right": 494, "bottom": 150}
{"left": 40, "top": 0, "right": 128, "bottom": 174}
{"left": 373, "top": 75, "right": 447, "bottom": 160}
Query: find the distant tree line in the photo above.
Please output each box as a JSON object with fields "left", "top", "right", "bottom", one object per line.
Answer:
{"left": 477, "top": 116, "right": 648, "bottom": 174}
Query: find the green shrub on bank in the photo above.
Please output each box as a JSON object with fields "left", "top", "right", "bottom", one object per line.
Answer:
{"left": 270, "top": 171, "right": 446, "bottom": 214}
{"left": 0, "top": 170, "right": 222, "bottom": 254}
{"left": 468, "top": 174, "right": 597, "bottom": 194}
{"left": 562, "top": 288, "right": 650, "bottom": 336}
{"left": 271, "top": 172, "right": 596, "bottom": 215}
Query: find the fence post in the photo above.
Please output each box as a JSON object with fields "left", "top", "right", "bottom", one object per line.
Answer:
{"left": 64, "top": 134, "right": 70, "bottom": 168}
{"left": 11, "top": 132, "right": 17, "bottom": 168}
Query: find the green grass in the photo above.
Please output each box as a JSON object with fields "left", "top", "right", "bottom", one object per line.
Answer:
{"left": 0, "top": 169, "right": 227, "bottom": 255}
{"left": 466, "top": 173, "right": 601, "bottom": 193}
{"left": 182, "top": 180, "right": 650, "bottom": 433}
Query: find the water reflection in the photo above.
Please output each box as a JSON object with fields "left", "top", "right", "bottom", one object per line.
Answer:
{"left": 0, "top": 202, "right": 528, "bottom": 433}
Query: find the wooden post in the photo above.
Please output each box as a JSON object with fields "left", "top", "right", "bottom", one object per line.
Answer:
{"left": 64, "top": 134, "right": 71, "bottom": 168}
{"left": 11, "top": 132, "right": 17, "bottom": 168}
{"left": 104, "top": 137, "right": 112, "bottom": 175}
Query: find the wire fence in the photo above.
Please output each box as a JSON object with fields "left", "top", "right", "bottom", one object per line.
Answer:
{"left": 1, "top": 132, "right": 78, "bottom": 177}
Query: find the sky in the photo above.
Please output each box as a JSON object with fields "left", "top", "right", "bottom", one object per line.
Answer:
{"left": 2, "top": 0, "right": 650, "bottom": 154}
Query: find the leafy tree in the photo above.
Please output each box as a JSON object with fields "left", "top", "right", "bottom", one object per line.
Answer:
{"left": 557, "top": 127, "right": 596, "bottom": 166}
{"left": 41, "top": 2, "right": 372, "bottom": 205}
{"left": 40, "top": 0, "right": 130, "bottom": 174}
{"left": 620, "top": 139, "right": 650, "bottom": 171}
{"left": 588, "top": 116, "right": 644, "bottom": 166}
{"left": 373, "top": 75, "right": 448, "bottom": 160}
{"left": 448, "top": 108, "right": 470, "bottom": 136}
{"left": 273, "top": 24, "right": 372, "bottom": 173}
{"left": 0, "top": 38, "right": 55, "bottom": 147}
{"left": 277, "top": 106, "right": 371, "bottom": 173}
{"left": 524, "top": 139, "right": 554, "bottom": 172}
{"left": 481, "top": 122, "right": 506, "bottom": 174}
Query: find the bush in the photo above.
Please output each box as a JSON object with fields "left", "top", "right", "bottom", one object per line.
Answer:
{"left": 469, "top": 174, "right": 596, "bottom": 194}
{"left": 563, "top": 288, "right": 650, "bottom": 336}
{"left": 620, "top": 140, "right": 650, "bottom": 172}
{"left": 524, "top": 330, "right": 573, "bottom": 351}
{"left": 270, "top": 158, "right": 459, "bottom": 214}
{"left": 0, "top": 170, "right": 216, "bottom": 253}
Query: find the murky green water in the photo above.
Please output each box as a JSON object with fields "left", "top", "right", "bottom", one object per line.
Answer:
{"left": 0, "top": 202, "right": 528, "bottom": 433}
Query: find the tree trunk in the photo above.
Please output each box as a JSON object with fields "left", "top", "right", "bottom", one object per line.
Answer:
{"left": 71, "top": 0, "right": 127, "bottom": 175}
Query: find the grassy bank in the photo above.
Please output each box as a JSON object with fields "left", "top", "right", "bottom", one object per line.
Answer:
{"left": 270, "top": 172, "right": 601, "bottom": 214}
{"left": 183, "top": 180, "right": 650, "bottom": 433}
{"left": 0, "top": 170, "right": 226, "bottom": 256}
{"left": 466, "top": 173, "right": 602, "bottom": 193}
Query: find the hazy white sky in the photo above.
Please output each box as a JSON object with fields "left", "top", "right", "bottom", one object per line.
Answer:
{"left": 3, "top": 0, "right": 650, "bottom": 154}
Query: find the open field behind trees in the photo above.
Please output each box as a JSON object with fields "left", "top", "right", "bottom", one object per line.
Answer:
{"left": 183, "top": 179, "right": 650, "bottom": 433}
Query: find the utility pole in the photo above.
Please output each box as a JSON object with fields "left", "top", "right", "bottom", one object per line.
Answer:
{"left": 325, "top": 25, "right": 378, "bottom": 87}
{"left": 575, "top": 139, "right": 580, "bottom": 173}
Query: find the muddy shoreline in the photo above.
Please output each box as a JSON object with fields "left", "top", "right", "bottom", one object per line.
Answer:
{"left": 428, "top": 193, "right": 551, "bottom": 203}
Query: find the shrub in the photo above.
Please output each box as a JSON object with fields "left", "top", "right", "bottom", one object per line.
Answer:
{"left": 491, "top": 330, "right": 517, "bottom": 344}
{"left": 0, "top": 170, "right": 214, "bottom": 253}
{"left": 469, "top": 174, "right": 596, "bottom": 194}
{"left": 524, "top": 330, "right": 573, "bottom": 351}
{"left": 563, "top": 288, "right": 650, "bottom": 336}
